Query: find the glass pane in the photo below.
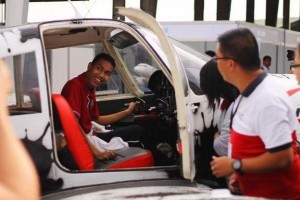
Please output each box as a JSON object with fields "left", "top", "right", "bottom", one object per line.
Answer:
{"left": 94, "top": 43, "right": 126, "bottom": 95}
{"left": 172, "top": 40, "right": 208, "bottom": 95}
{"left": 49, "top": 43, "right": 125, "bottom": 96}
{"left": 0, "top": 1, "right": 4, "bottom": 25}
{"left": 114, "top": 42, "right": 160, "bottom": 93}
{"left": 7, "top": 52, "right": 41, "bottom": 115}
{"left": 95, "top": 69, "right": 125, "bottom": 95}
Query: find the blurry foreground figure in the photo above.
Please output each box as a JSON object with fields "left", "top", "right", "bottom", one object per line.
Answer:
{"left": 0, "top": 59, "right": 40, "bottom": 200}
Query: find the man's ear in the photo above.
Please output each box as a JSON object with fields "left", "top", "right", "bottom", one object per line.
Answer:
{"left": 87, "top": 62, "right": 92, "bottom": 70}
{"left": 228, "top": 59, "right": 236, "bottom": 72}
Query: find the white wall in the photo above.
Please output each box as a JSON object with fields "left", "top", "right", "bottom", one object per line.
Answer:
{"left": 50, "top": 47, "right": 94, "bottom": 94}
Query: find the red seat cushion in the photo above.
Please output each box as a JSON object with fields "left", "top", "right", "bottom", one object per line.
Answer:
{"left": 107, "top": 149, "right": 154, "bottom": 169}
{"left": 94, "top": 147, "right": 154, "bottom": 169}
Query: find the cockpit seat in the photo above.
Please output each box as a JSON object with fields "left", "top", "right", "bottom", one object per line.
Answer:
{"left": 51, "top": 94, "right": 153, "bottom": 170}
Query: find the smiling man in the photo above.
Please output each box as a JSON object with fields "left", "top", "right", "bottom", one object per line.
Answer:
{"left": 210, "top": 28, "right": 300, "bottom": 199}
{"left": 61, "top": 53, "right": 143, "bottom": 160}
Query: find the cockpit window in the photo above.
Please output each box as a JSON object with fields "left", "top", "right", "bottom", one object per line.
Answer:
{"left": 109, "top": 30, "right": 138, "bottom": 49}
{"left": 113, "top": 40, "right": 160, "bottom": 93}
{"left": 6, "top": 52, "right": 41, "bottom": 115}
{"left": 168, "top": 38, "right": 209, "bottom": 95}
{"left": 136, "top": 26, "right": 208, "bottom": 95}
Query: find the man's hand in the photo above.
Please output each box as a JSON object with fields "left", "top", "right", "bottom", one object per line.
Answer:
{"left": 95, "top": 150, "right": 116, "bottom": 160}
{"left": 229, "top": 173, "right": 243, "bottom": 194}
{"left": 210, "top": 156, "right": 234, "bottom": 177}
{"left": 97, "top": 101, "right": 139, "bottom": 125}
{"left": 126, "top": 101, "right": 138, "bottom": 114}
{"left": 214, "top": 132, "right": 220, "bottom": 139}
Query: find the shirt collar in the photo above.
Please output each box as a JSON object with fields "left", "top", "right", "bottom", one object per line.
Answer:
{"left": 241, "top": 72, "right": 268, "bottom": 97}
{"left": 78, "top": 72, "right": 95, "bottom": 93}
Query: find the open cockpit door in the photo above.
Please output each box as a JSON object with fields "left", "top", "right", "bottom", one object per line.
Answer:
{"left": 117, "top": 7, "right": 196, "bottom": 180}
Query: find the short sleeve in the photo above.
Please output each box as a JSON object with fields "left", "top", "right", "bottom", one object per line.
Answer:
{"left": 61, "top": 80, "right": 83, "bottom": 119}
{"left": 256, "top": 98, "right": 294, "bottom": 150}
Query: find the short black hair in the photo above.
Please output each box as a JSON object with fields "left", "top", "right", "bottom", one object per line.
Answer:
{"left": 287, "top": 50, "right": 295, "bottom": 61}
{"left": 92, "top": 53, "right": 116, "bottom": 68}
{"left": 263, "top": 55, "right": 271, "bottom": 61}
{"left": 205, "top": 50, "right": 216, "bottom": 57}
{"left": 218, "top": 28, "right": 261, "bottom": 71}
{"left": 200, "top": 59, "right": 239, "bottom": 109}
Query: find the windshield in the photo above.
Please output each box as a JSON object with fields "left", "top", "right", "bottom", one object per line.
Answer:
{"left": 136, "top": 26, "right": 209, "bottom": 95}
{"left": 171, "top": 38, "right": 210, "bottom": 94}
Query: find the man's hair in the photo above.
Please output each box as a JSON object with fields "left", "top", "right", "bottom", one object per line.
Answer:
{"left": 287, "top": 50, "right": 295, "bottom": 61}
{"left": 92, "top": 53, "right": 116, "bottom": 69}
{"left": 263, "top": 55, "right": 271, "bottom": 61}
{"left": 217, "top": 28, "right": 261, "bottom": 71}
{"left": 205, "top": 50, "right": 216, "bottom": 57}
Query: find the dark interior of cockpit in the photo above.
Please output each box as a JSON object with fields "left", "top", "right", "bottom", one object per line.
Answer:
{"left": 98, "top": 70, "right": 178, "bottom": 166}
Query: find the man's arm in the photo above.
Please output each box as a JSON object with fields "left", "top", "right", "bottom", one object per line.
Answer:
{"left": 97, "top": 101, "right": 137, "bottom": 125}
{"left": 211, "top": 147, "right": 294, "bottom": 177}
{"left": 237, "top": 147, "right": 293, "bottom": 173}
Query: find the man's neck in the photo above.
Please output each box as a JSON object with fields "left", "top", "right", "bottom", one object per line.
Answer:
{"left": 237, "top": 69, "right": 263, "bottom": 94}
{"left": 84, "top": 72, "right": 95, "bottom": 91}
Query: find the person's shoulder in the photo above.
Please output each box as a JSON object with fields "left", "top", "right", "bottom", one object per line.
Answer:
{"left": 62, "top": 74, "right": 83, "bottom": 95}
{"left": 64, "top": 74, "right": 83, "bottom": 88}
{"left": 251, "top": 75, "right": 286, "bottom": 102}
{"left": 261, "top": 65, "right": 268, "bottom": 72}
{"left": 66, "top": 77, "right": 81, "bottom": 86}
{"left": 261, "top": 75, "right": 294, "bottom": 104}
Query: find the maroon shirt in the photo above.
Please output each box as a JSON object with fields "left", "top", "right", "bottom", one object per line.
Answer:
{"left": 61, "top": 72, "right": 99, "bottom": 133}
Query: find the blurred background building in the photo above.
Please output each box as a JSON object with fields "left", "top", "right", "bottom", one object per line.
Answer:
{"left": 1, "top": 0, "right": 299, "bottom": 73}
{"left": 1, "top": 0, "right": 299, "bottom": 30}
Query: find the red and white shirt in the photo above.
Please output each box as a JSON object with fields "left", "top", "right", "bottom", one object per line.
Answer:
{"left": 230, "top": 72, "right": 300, "bottom": 199}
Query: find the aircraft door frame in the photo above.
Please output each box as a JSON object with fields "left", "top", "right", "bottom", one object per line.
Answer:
{"left": 0, "top": 25, "right": 53, "bottom": 151}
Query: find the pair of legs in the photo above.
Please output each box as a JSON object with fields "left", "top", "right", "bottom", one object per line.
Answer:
{"left": 96, "top": 125, "right": 143, "bottom": 143}
{"left": 56, "top": 125, "right": 144, "bottom": 169}
{"left": 99, "top": 124, "right": 175, "bottom": 166}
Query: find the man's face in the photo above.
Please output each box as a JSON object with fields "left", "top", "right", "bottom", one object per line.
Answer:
{"left": 215, "top": 44, "right": 232, "bottom": 84}
{"left": 263, "top": 58, "right": 271, "bottom": 68}
{"left": 86, "top": 59, "right": 113, "bottom": 88}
